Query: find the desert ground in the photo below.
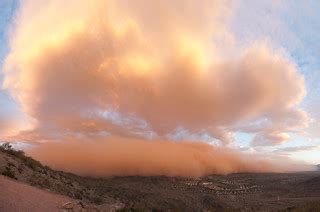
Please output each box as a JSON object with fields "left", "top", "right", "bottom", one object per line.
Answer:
{"left": 0, "top": 175, "right": 73, "bottom": 212}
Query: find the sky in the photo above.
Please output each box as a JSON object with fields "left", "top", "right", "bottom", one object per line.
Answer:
{"left": 0, "top": 0, "right": 319, "bottom": 176}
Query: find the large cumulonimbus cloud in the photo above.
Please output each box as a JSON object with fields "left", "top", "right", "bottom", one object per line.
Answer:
{"left": 2, "top": 0, "right": 312, "bottom": 176}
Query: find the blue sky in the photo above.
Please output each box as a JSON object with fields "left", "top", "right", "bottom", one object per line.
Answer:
{"left": 229, "top": 0, "right": 320, "bottom": 163}
{"left": 0, "top": 0, "right": 319, "bottom": 164}
{"left": 0, "top": 1, "right": 19, "bottom": 117}
{"left": 0, "top": 0, "right": 17, "bottom": 76}
{"left": 0, "top": 0, "right": 25, "bottom": 133}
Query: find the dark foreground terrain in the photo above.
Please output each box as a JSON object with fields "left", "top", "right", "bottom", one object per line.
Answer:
{"left": 0, "top": 147, "right": 320, "bottom": 211}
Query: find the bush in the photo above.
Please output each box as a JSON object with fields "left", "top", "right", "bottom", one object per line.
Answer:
{"left": 0, "top": 142, "right": 13, "bottom": 151}
{"left": 1, "top": 142, "right": 44, "bottom": 170}
{"left": 91, "top": 196, "right": 104, "bottom": 205}
{"left": 2, "top": 167, "right": 17, "bottom": 180}
{"left": 22, "top": 155, "right": 43, "bottom": 170}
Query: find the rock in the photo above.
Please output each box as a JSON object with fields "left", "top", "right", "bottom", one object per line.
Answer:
{"left": 77, "top": 201, "right": 85, "bottom": 208}
{"left": 113, "top": 202, "right": 125, "bottom": 210}
{"left": 61, "top": 202, "right": 73, "bottom": 210}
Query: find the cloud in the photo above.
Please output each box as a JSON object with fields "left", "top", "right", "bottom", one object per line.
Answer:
{"left": 273, "top": 145, "right": 320, "bottom": 154}
{"left": 0, "top": 93, "right": 26, "bottom": 137}
{"left": 0, "top": 0, "right": 312, "bottom": 176}
{"left": 275, "top": 146, "right": 320, "bottom": 152}
{"left": 3, "top": 0, "right": 307, "bottom": 144}
{"left": 235, "top": 108, "right": 310, "bottom": 146}
{"left": 230, "top": 0, "right": 319, "bottom": 145}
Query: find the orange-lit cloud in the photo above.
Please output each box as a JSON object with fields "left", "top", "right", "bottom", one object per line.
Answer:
{"left": 1, "top": 0, "right": 311, "bottom": 176}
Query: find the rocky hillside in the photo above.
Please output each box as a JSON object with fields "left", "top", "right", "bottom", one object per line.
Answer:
{"left": 0, "top": 144, "right": 124, "bottom": 211}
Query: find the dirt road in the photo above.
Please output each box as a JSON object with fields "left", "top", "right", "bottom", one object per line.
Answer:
{"left": 0, "top": 175, "right": 72, "bottom": 211}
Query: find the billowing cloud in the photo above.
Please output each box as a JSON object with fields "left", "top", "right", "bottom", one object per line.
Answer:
{"left": 248, "top": 108, "right": 310, "bottom": 146}
{"left": 1, "top": 0, "right": 311, "bottom": 176}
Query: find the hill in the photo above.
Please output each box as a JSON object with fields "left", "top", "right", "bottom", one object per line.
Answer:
{"left": 1, "top": 145, "right": 320, "bottom": 211}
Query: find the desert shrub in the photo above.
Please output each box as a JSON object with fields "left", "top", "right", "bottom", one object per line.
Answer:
{"left": 18, "top": 166, "right": 23, "bottom": 174}
{"left": 1, "top": 143, "right": 44, "bottom": 170}
{"left": 7, "top": 162, "right": 16, "bottom": 167}
{"left": 91, "top": 196, "right": 104, "bottom": 205}
{"left": 44, "top": 165, "right": 52, "bottom": 171}
{"left": 74, "top": 191, "right": 83, "bottom": 200}
{"left": 0, "top": 142, "right": 13, "bottom": 151}
{"left": 22, "top": 155, "right": 43, "bottom": 170}
{"left": 39, "top": 178, "right": 51, "bottom": 187}
{"left": 9, "top": 150, "right": 42, "bottom": 170}
{"left": 2, "top": 167, "right": 17, "bottom": 180}
{"left": 7, "top": 149, "right": 25, "bottom": 158}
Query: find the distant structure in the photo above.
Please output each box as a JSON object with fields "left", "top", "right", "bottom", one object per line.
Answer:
{"left": 317, "top": 164, "right": 320, "bottom": 171}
